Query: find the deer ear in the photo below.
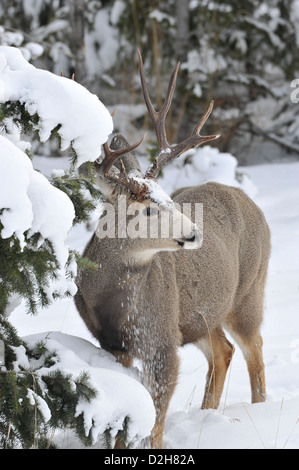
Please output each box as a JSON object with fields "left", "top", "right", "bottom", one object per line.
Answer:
{"left": 111, "top": 134, "right": 142, "bottom": 174}
{"left": 95, "top": 174, "right": 117, "bottom": 201}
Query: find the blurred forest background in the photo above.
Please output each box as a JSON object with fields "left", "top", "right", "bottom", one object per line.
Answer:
{"left": 2, "top": 0, "right": 299, "bottom": 165}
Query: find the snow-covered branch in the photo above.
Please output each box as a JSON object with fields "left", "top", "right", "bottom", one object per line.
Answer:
{"left": 0, "top": 46, "right": 113, "bottom": 168}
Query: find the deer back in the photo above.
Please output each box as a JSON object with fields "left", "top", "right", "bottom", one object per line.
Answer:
{"left": 169, "top": 182, "right": 271, "bottom": 343}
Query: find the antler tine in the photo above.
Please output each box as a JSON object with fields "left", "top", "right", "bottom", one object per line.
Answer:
{"left": 193, "top": 100, "right": 215, "bottom": 136}
{"left": 159, "top": 61, "right": 180, "bottom": 126}
{"left": 95, "top": 134, "right": 148, "bottom": 199}
{"left": 146, "top": 99, "right": 220, "bottom": 178}
{"left": 144, "top": 100, "right": 220, "bottom": 180}
{"left": 189, "top": 99, "right": 221, "bottom": 147}
{"left": 137, "top": 50, "right": 156, "bottom": 125}
{"left": 98, "top": 134, "right": 146, "bottom": 177}
{"left": 138, "top": 50, "right": 220, "bottom": 179}
{"left": 138, "top": 49, "right": 180, "bottom": 151}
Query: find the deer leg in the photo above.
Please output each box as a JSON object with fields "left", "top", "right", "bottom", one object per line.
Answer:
{"left": 150, "top": 420, "right": 165, "bottom": 450}
{"left": 113, "top": 351, "right": 134, "bottom": 368}
{"left": 227, "top": 294, "right": 266, "bottom": 404}
{"left": 142, "top": 346, "right": 179, "bottom": 449}
{"left": 196, "top": 328, "right": 234, "bottom": 409}
{"left": 230, "top": 331, "right": 266, "bottom": 403}
{"left": 245, "top": 335, "right": 266, "bottom": 403}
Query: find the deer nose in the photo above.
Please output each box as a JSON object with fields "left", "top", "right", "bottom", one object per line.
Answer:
{"left": 178, "top": 226, "right": 202, "bottom": 250}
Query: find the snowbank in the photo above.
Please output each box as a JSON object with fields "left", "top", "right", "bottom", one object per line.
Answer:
{"left": 24, "top": 332, "right": 155, "bottom": 447}
{"left": 157, "top": 145, "right": 258, "bottom": 198}
{"left": 0, "top": 46, "right": 113, "bottom": 167}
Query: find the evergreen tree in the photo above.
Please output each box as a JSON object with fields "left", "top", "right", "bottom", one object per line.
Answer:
{"left": 111, "top": 0, "right": 299, "bottom": 162}
{"left": 2, "top": 0, "right": 299, "bottom": 163}
{"left": 0, "top": 46, "right": 114, "bottom": 448}
{"left": 0, "top": 319, "right": 97, "bottom": 448}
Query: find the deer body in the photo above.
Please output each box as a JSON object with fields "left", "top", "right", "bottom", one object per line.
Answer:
{"left": 75, "top": 180, "right": 270, "bottom": 447}
{"left": 75, "top": 53, "right": 271, "bottom": 448}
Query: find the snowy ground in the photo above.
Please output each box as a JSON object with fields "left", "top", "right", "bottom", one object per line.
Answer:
{"left": 10, "top": 159, "right": 299, "bottom": 449}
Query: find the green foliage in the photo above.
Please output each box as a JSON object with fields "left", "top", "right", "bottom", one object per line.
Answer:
{"left": 103, "top": 416, "right": 132, "bottom": 449}
{"left": 113, "top": 0, "right": 299, "bottom": 155}
{"left": 0, "top": 224, "right": 59, "bottom": 315}
{"left": 0, "top": 320, "right": 97, "bottom": 448}
{"left": 1, "top": 0, "right": 299, "bottom": 157}
{"left": 0, "top": 101, "right": 104, "bottom": 204}
{"left": 51, "top": 168, "right": 103, "bottom": 225}
{"left": 116, "top": 416, "right": 133, "bottom": 449}
{"left": 0, "top": 101, "right": 40, "bottom": 139}
{"left": 0, "top": 63, "right": 107, "bottom": 449}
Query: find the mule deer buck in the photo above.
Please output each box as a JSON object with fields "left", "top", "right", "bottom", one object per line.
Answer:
{"left": 75, "top": 51, "right": 271, "bottom": 448}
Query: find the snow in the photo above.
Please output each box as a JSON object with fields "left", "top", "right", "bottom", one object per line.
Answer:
{"left": 149, "top": 10, "right": 176, "bottom": 27}
{"left": 27, "top": 388, "right": 51, "bottom": 423}
{"left": 0, "top": 137, "right": 33, "bottom": 247}
{"left": 229, "top": 30, "right": 247, "bottom": 55}
{"left": 0, "top": 136, "right": 75, "bottom": 267}
{"left": 157, "top": 145, "right": 258, "bottom": 199}
{"left": 9, "top": 154, "right": 299, "bottom": 449}
{"left": 85, "top": 9, "right": 119, "bottom": 78}
{"left": 132, "top": 173, "right": 174, "bottom": 209}
{"left": 244, "top": 16, "right": 284, "bottom": 50}
{"left": 182, "top": 41, "right": 227, "bottom": 76}
{"left": 0, "top": 136, "right": 77, "bottom": 303}
{"left": 0, "top": 44, "right": 116, "bottom": 307}
{"left": 11, "top": 344, "right": 30, "bottom": 372}
{"left": 24, "top": 332, "right": 155, "bottom": 446}
{"left": 1, "top": 36, "right": 298, "bottom": 451}
{"left": 24, "top": 42, "right": 44, "bottom": 59}
{"left": 0, "top": 26, "right": 44, "bottom": 62}
{"left": 164, "top": 161, "right": 299, "bottom": 449}
{"left": 133, "top": 145, "right": 254, "bottom": 210}
{"left": 110, "top": 0, "right": 126, "bottom": 26}
{"left": 0, "top": 136, "right": 74, "bottom": 268}
{"left": 0, "top": 46, "right": 113, "bottom": 167}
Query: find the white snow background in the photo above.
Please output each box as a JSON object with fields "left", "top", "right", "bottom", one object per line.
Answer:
{"left": 1, "top": 46, "right": 299, "bottom": 449}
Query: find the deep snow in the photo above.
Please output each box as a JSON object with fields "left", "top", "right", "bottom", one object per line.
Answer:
{"left": 10, "top": 157, "right": 299, "bottom": 449}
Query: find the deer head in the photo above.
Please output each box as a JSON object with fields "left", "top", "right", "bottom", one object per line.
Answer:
{"left": 94, "top": 51, "right": 220, "bottom": 260}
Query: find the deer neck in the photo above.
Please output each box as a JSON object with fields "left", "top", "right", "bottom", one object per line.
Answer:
{"left": 94, "top": 236, "right": 154, "bottom": 288}
{"left": 90, "top": 237, "right": 153, "bottom": 352}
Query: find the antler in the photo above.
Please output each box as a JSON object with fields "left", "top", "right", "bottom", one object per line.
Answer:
{"left": 137, "top": 50, "right": 220, "bottom": 179}
{"left": 96, "top": 51, "right": 220, "bottom": 199}
{"left": 137, "top": 49, "right": 179, "bottom": 153}
{"left": 95, "top": 135, "right": 148, "bottom": 198}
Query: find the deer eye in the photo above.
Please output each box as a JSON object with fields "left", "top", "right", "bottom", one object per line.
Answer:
{"left": 144, "top": 206, "right": 158, "bottom": 217}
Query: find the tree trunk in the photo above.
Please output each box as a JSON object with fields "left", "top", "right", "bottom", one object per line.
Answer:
{"left": 69, "top": 0, "right": 87, "bottom": 85}
{"left": 175, "top": 0, "right": 189, "bottom": 62}
{"left": 174, "top": 0, "right": 190, "bottom": 142}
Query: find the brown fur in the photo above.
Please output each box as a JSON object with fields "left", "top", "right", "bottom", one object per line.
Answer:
{"left": 75, "top": 177, "right": 271, "bottom": 448}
